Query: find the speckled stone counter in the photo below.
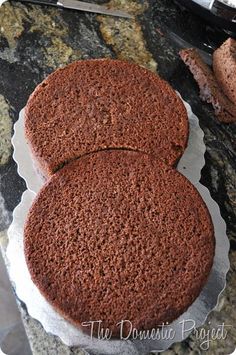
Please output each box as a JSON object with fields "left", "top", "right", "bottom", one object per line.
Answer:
{"left": 0, "top": 0, "right": 235, "bottom": 354}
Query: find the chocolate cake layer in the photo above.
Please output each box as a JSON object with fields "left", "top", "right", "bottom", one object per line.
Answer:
{"left": 24, "top": 150, "right": 215, "bottom": 337}
{"left": 25, "top": 59, "right": 188, "bottom": 176}
{"left": 213, "top": 38, "right": 236, "bottom": 105}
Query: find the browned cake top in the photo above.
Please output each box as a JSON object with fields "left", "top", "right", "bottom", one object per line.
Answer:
{"left": 24, "top": 151, "right": 214, "bottom": 337}
{"left": 25, "top": 59, "right": 188, "bottom": 176}
{"left": 213, "top": 38, "right": 236, "bottom": 105}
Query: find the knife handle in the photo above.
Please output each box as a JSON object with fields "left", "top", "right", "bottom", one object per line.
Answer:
{"left": 212, "top": 0, "right": 236, "bottom": 22}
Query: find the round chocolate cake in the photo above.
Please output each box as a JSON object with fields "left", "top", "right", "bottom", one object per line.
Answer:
{"left": 24, "top": 150, "right": 214, "bottom": 337}
{"left": 25, "top": 59, "right": 188, "bottom": 177}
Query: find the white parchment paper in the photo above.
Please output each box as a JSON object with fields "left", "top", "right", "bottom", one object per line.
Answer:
{"left": 7, "top": 97, "right": 230, "bottom": 354}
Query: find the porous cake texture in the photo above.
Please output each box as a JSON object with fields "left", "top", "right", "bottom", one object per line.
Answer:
{"left": 24, "top": 151, "right": 215, "bottom": 337}
{"left": 213, "top": 38, "right": 236, "bottom": 105}
{"left": 25, "top": 59, "right": 188, "bottom": 177}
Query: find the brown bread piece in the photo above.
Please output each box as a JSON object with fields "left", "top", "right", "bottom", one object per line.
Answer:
{"left": 25, "top": 59, "right": 188, "bottom": 177}
{"left": 24, "top": 150, "right": 215, "bottom": 337}
{"left": 213, "top": 38, "right": 236, "bottom": 105}
{"left": 180, "top": 48, "right": 236, "bottom": 123}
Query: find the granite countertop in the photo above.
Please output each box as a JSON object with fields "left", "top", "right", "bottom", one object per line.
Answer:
{"left": 0, "top": 0, "right": 235, "bottom": 354}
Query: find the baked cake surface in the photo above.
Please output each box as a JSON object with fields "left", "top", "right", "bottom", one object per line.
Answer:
{"left": 24, "top": 150, "right": 214, "bottom": 337}
{"left": 213, "top": 38, "right": 236, "bottom": 105}
{"left": 25, "top": 59, "right": 188, "bottom": 176}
